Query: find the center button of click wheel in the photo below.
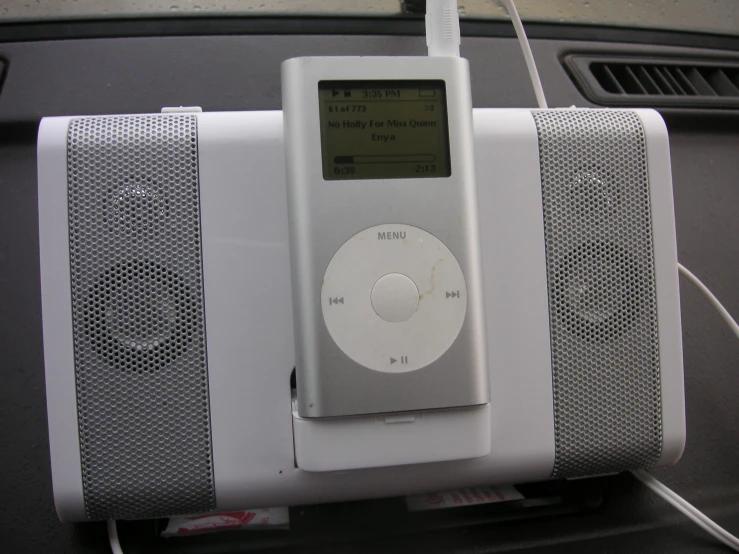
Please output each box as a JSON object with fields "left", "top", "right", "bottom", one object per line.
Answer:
{"left": 370, "top": 273, "right": 420, "bottom": 323}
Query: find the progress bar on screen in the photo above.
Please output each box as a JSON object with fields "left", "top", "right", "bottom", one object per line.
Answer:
{"left": 334, "top": 154, "right": 436, "bottom": 164}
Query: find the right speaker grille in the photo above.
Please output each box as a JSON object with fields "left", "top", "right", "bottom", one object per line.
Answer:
{"left": 532, "top": 110, "right": 663, "bottom": 478}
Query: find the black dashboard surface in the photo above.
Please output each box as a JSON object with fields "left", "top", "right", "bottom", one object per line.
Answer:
{"left": 1, "top": 24, "right": 739, "bottom": 553}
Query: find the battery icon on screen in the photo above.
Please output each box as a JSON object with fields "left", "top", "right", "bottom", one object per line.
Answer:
{"left": 418, "top": 89, "right": 437, "bottom": 98}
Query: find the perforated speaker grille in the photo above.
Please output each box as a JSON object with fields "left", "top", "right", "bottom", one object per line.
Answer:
{"left": 67, "top": 115, "right": 215, "bottom": 519}
{"left": 532, "top": 110, "right": 663, "bottom": 479}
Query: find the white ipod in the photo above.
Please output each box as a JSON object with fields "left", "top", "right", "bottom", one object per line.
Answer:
{"left": 282, "top": 56, "right": 489, "bottom": 418}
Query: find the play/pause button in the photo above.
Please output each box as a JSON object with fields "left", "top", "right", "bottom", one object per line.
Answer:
{"left": 390, "top": 356, "right": 408, "bottom": 365}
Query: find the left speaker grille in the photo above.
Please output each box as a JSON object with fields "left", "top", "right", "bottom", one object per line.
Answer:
{"left": 67, "top": 115, "right": 215, "bottom": 519}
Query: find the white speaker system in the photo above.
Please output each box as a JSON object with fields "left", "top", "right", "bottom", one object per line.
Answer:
{"left": 37, "top": 108, "right": 685, "bottom": 521}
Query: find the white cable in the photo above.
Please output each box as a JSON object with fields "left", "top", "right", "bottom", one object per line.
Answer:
{"left": 632, "top": 470, "right": 739, "bottom": 551}
{"left": 107, "top": 520, "right": 124, "bottom": 554}
{"left": 425, "top": 0, "right": 461, "bottom": 57}
{"left": 678, "top": 263, "right": 739, "bottom": 341}
{"left": 638, "top": 474, "right": 735, "bottom": 542}
{"left": 499, "top": 0, "right": 548, "bottom": 109}
{"left": 636, "top": 475, "right": 737, "bottom": 545}
{"left": 629, "top": 263, "right": 739, "bottom": 551}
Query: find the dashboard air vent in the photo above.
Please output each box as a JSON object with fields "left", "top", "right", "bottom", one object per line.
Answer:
{"left": 565, "top": 55, "right": 739, "bottom": 109}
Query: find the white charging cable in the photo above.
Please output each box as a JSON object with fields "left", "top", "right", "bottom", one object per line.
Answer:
{"left": 678, "top": 263, "right": 739, "bottom": 341}
{"left": 107, "top": 520, "right": 123, "bottom": 554}
{"left": 426, "top": 0, "right": 547, "bottom": 107}
{"left": 499, "top": 0, "right": 548, "bottom": 109}
{"left": 633, "top": 470, "right": 739, "bottom": 551}
{"left": 425, "top": 0, "right": 461, "bottom": 57}
{"left": 665, "top": 265, "right": 738, "bottom": 548}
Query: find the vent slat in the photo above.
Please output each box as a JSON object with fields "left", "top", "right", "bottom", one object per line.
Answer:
{"left": 672, "top": 67, "right": 700, "bottom": 95}
{"left": 590, "top": 63, "right": 626, "bottom": 94}
{"left": 731, "top": 70, "right": 739, "bottom": 89}
{"left": 636, "top": 66, "right": 663, "bottom": 95}
{"left": 684, "top": 67, "right": 718, "bottom": 96}
{"left": 703, "top": 69, "right": 739, "bottom": 97}
{"left": 661, "top": 67, "right": 689, "bottom": 95}
{"left": 672, "top": 67, "right": 707, "bottom": 96}
{"left": 649, "top": 67, "right": 677, "bottom": 95}
{"left": 565, "top": 54, "right": 739, "bottom": 108}
{"left": 601, "top": 65, "right": 626, "bottom": 93}
{"left": 609, "top": 65, "right": 645, "bottom": 94}
{"left": 624, "top": 66, "right": 648, "bottom": 94}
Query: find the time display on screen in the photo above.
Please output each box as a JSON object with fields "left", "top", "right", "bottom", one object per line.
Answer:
{"left": 318, "top": 80, "right": 452, "bottom": 181}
